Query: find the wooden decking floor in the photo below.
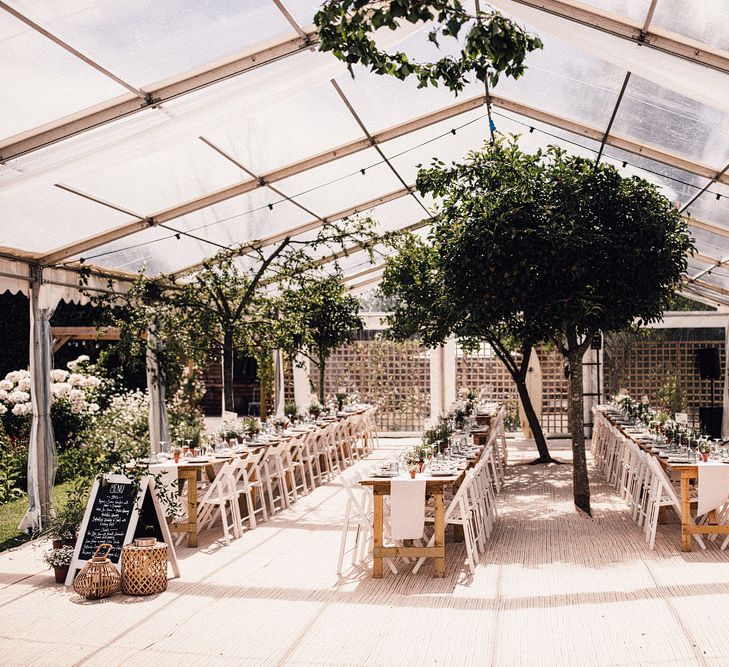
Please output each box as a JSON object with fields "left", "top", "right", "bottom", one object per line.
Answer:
{"left": 2, "top": 438, "right": 729, "bottom": 666}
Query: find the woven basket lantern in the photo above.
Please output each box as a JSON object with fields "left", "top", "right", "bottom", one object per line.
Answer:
{"left": 121, "top": 538, "right": 168, "bottom": 596}
{"left": 73, "top": 543, "right": 121, "bottom": 600}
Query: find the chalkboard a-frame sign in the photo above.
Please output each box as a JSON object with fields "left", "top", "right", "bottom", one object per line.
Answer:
{"left": 65, "top": 474, "right": 180, "bottom": 586}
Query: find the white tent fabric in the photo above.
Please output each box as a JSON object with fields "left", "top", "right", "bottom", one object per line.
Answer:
{"left": 293, "top": 353, "right": 312, "bottom": 413}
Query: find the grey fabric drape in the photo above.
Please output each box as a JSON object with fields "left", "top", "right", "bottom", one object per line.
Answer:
{"left": 722, "top": 319, "right": 729, "bottom": 439}
{"left": 19, "top": 281, "right": 58, "bottom": 533}
{"left": 274, "top": 349, "right": 285, "bottom": 417}
{"left": 146, "top": 328, "right": 170, "bottom": 454}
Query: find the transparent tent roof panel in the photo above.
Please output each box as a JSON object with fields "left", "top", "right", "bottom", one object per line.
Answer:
{"left": 0, "top": 185, "right": 132, "bottom": 254}
{"left": 5, "top": 0, "right": 295, "bottom": 89}
{"left": 650, "top": 1, "right": 729, "bottom": 53}
{"left": 0, "top": 10, "right": 127, "bottom": 141}
{"left": 201, "top": 78, "right": 367, "bottom": 177}
{"left": 59, "top": 138, "right": 248, "bottom": 216}
{"left": 80, "top": 194, "right": 314, "bottom": 274}
{"left": 610, "top": 74, "right": 729, "bottom": 171}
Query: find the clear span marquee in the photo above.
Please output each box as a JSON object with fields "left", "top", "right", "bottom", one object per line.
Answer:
{"left": 0, "top": 0, "right": 729, "bottom": 304}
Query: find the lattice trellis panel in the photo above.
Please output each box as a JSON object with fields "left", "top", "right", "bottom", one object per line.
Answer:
{"left": 457, "top": 344, "right": 570, "bottom": 434}
{"left": 604, "top": 331, "right": 725, "bottom": 425}
{"left": 314, "top": 336, "right": 431, "bottom": 431}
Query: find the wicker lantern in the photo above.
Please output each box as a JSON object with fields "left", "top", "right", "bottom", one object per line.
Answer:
{"left": 121, "top": 538, "right": 168, "bottom": 595}
{"left": 73, "top": 543, "right": 121, "bottom": 600}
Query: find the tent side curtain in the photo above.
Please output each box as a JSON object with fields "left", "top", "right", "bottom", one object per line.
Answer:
{"left": 0, "top": 257, "right": 131, "bottom": 306}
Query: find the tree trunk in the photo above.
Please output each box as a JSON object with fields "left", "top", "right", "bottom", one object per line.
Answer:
{"left": 567, "top": 347, "right": 591, "bottom": 515}
{"left": 222, "top": 330, "right": 235, "bottom": 414}
{"left": 487, "top": 339, "right": 555, "bottom": 464}
{"left": 318, "top": 354, "right": 326, "bottom": 404}
{"left": 513, "top": 376, "right": 556, "bottom": 464}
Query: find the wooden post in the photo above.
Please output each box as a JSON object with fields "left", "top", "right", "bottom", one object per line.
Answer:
{"left": 434, "top": 490, "right": 445, "bottom": 578}
{"left": 373, "top": 494, "right": 384, "bottom": 578}
{"left": 680, "top": 470, "right": 692, "bottom": 552}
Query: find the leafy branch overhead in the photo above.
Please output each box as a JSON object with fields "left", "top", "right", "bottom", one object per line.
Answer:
{"left": 315, "top": 0, "right": 543, "bottom": 92}
{"left": 81, "top": 216, "right": 379, "bottom": 413}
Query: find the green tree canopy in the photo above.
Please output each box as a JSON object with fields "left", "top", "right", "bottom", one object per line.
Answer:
{"left": 381, "top": 137, "right": 694, "bottom": 512}
{"left": 282, "top": 272, "right": 364, "bottom": 403}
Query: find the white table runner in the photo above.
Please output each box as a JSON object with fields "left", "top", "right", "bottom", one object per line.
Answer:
{"left": 390, "top": 478, "right": 426, "bottom": 540}
{"left": 697, "top": 462, "right": 729, "bottom": 515}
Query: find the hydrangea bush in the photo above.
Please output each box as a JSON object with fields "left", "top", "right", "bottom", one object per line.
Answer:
{"left": 0, "top": 355, "right": 206, "bottom": 503}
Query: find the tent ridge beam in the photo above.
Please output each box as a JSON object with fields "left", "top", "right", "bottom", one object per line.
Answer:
{"left": 507, "top": 0, "right": 729, "bottom": 74}
{"left": 0, "top": 30, "right": 319, "bottom": 162}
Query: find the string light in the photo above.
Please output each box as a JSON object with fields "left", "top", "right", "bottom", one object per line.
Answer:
{"left": 75, "top": 106, "right": 726, "bottom": 265}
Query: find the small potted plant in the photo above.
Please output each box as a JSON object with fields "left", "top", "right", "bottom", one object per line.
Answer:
{"left": 309, "top": 402, "right": 323, "bottom": 419}
{"left": 44, "top": 544, "right": 74, "bottom": 583}
{"left": 171, "top": 446, "right": 182, "bottom": 464}
{"left": 284, "top": 401, "right": 298, "bottom": 420}
{"left": 404, "top": 449, "right": 420, "bottom": 478}
{"left": 41, "top": 482, "right": 87, "bottom": 548}
{"left": 335, "top": 392, "right": 348, "bottom": 412}
{"left": 244, "top": 417, "right": 261, "bottom": 442}
{"left": 698, "top": 438, "right": 712, "bottom": 462}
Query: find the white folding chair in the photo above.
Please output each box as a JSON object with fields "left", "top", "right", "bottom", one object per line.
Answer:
{"left": 336, "top": 468, "right": 398, "bottom": 575}
{"left": 197, "top": 461, "right": 241, "bottom": 546}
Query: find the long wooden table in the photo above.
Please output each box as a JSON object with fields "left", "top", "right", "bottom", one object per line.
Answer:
{"left": 359, "top": 472, "right": 464, "bottom": 578}
{"left": 602, "top": 410, "right": 729, "bottom": 552}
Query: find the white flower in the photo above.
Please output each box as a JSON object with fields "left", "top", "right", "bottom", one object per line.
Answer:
{"left": 11, "top": 402, "right": 32, "bottom": 416}
{"left": 18, "top": 377, "right": 31, "bottom": 392}
{"left": 7, "top": 390, "right": 30, "bottom": 404}
{"left": 0, "top": 390, "right": 8, "bottom": 402}
{"left": 5, "top": 371, "right": 21, "bottom": 384}
{"left": 0, "top": 379, "right": 13, "bottom": 391}
{"left": 80, "top": 376, "right": 102, "bottom": 389}
{"left": 51, "top": 382, "right": 71, "bottom": 398}
{"left": 88, "top": 403, "right": 100, "bottom": 413}
{"left": 67, "top": 373, "right": 83, "bottom": 386}
{"left": 51, "top": 369, "right": 69, "bottom": 382}
{"left": 0, "top": 403, "right": 7, "bottom": 415}
{"left": 69, "top": 389, "right": 85, "bottom": 403}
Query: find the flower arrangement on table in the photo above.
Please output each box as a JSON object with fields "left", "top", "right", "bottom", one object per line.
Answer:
{"left": 244, "top": 417, "right": 261, "bottom": 438}
{"left": 422, "top": 420, "right": 453, "bottom": 454}
{"left": 272, "top": 415, "right": 289, "bottom": 432}
{"left": 308, "top": 402, "right": 323, "bottom": 418}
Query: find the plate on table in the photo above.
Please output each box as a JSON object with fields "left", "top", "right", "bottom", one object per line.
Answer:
{"left": 186, "top": 457, "right": 211, "bottom": 463}
{"left": 668, "top": 457, "right": 690, "bottom": 464}
{"left": 371, "top": 471, "right": 398, "bottom": 478}
{"left": 429, "top": 470, "right": 457, "bottom": 477}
